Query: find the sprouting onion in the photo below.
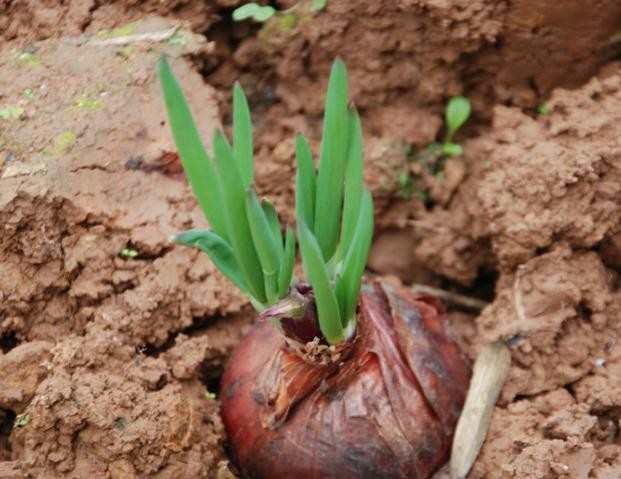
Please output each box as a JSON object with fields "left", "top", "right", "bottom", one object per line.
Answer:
{"left": 159, "top": 57, "right": 469, "bottom": 479}
{"left": 159, "top": 57, "right": 373, "bottom": 344}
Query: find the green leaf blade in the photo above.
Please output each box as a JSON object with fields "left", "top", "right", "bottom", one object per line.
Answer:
{"left": 314, "top": 59, "right": 349, "bottom": 260}
{"left": 175, "top": 229, "right": 248, "bottom": 294}
{"left": 336, "top": 108, "right": 363, "bottom": 262}
{"left": 445, "top": 96, "right": 471, "bottom": 141}
{"left": 335, "top": 189, "right": 374, "bottom": 327}
{"left": 298, "top": 222, "right": 344, "bottom": 344}
{"left": 246, "top": 190, "right": 282, "bottom": 305}
{"left": 277, "top": 228, "right": 296, "bottom": 298}
{"left": 213, "top": 130, "right": 266, "bottom": 304}
{"left": 158, "top": 57, "right": 228, "bottom": 241}
{"left": 295, "top": 134, "right": 317, "bottom": 232}
{"left": 233, "top": 83, "right": 253, "bottom": 187}
{"left": 261, "top": 199, "right": 283, "bottom": 255}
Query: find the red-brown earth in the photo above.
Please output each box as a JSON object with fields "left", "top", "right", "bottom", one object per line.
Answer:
{"left": 1, "top": 1, "right": 621, "bottom": 477}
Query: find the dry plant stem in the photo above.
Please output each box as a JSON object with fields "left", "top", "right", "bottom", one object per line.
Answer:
{"left": 412, "top": 284, "right": 489, "bottom": 311}
{"left": 64, "top": 26, "right": 179, "bottom": 46}
{"left": 450, "top": 341, "right": 511, "bottom": 479}
{"left": 512, "top": 264, "right": 528, "bottom": 323}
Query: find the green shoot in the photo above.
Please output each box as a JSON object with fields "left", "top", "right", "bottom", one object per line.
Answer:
{"left": 314, "top": 59, "right": 349, "bottom": 260}
{"left": 158, "top": 59, "right": 228, "bottom": 241}
{"left": 444, "top": 96, "right": 471, "bottom": 144}
{"left": 119, "top": 247, "right": 139, "bottom": 259}
{"left": 296, "top": 59, "right": 373, "bottom": 342}
{"left": 442, "top": 96, "right": 470, "bottom": 157}
{"left": 536, "top": 103, "right": 550, "bottom": 116}
{"left": 159, "top": 57, "right": 294, "bottom": 310}
{"left": 294, "top": 134, "right": 316, "bottom": 231}
{"left": 410, "top": 95, "right": 472, "bottom": 184}
{"left": 160, "top": 56, "right": 374, "bottom": 345}
{"left": 232, "top": 3, "right": 276, "bottom": 23}
{"left": 175, "top": 229, "right": 249, "bottom": 294}
{"left": 298, "top": 221, "right": 344, "bottom": 343}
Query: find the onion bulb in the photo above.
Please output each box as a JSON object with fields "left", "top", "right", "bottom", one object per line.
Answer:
{"left": 221, "top": 279, "right": 471, "bottom": 478}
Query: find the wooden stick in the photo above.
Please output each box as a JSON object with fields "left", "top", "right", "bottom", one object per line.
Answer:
{"left": 450, "top": 341, "right": 511, "bottom": 479}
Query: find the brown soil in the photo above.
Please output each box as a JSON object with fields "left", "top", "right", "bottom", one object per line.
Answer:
{"left": 1, "top": 1, "right": 621, "bottom": 478}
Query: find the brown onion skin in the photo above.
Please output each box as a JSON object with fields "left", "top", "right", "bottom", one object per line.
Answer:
{"left": 220, "top": 280, "right": 471, "bottom": 479}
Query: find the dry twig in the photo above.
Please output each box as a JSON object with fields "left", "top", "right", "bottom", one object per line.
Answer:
{"left": 411, "top": 284, "right": 489, "bottom": 311}
{"left": 450, "top": 341, "right": 511, "bottom": 479}
{"left": 64, "top": 26, "right": 179, "bottom": 47}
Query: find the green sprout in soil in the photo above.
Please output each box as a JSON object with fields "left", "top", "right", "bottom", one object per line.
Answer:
{"left": 233, "top": 1, "right": 326, "bottom": 26}
{"left": 441, "top": 96, "right": 471, "bottom": 157}
{"left": 15, "top": 413, "right": 30, "bottom": 428}
{"left": 536, "top": 102, "right": 550, "bottom": 115}
{"left": 0, "top": 105, "right": 25, "bottom": 120}
{"left": 74, "top": 94, "right": 104, "bottom": 111}
{"left": 120, "top": 247, "right": 139, "bottom": 259}
{"left": 232, "top": 3, "right": 276, "bottom": 23}
{"left": 400, "top": 95, "right": 471, "bottom": 199}
{"left": 16, "top": 51, "right": 41, "bottom": 67}
{"left": 295, "top": 60, "right": 373, "bottom": 343}
{"left": 159, "top": 57, "right": 372, "bottom": 344}
{"left": 51, "top": 131, "right": 76, "bottom": 156}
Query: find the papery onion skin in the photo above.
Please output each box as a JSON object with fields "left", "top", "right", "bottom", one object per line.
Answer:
{"left": 221, "top": 280, "right": 471, "bottom": 479}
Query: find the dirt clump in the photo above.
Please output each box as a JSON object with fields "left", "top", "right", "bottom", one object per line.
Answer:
{"left": 8, "top": 323, "right": 236, "bottom": 478}
{"left": 477, "top": 245, "right": 620, "bottom": 401}
{"left": 0, "top": 18, "right": 245, "bottom": 346}
{"left": 0, "top": 0, "right": 245, "bottom": 43}
{"left": 477, "top": 67, "right": 621, "bottom": 271}
{"left": 223, "top": 0, "right": 621, "bottom": 120}
{"left": 465, "top": 245, "right": 621, "bottom": 477}
{"left": 0, "top": 18, "right": 250, "bottom": 478}
{"left": 0, "top": 341, "right": 52, "bottom": 412}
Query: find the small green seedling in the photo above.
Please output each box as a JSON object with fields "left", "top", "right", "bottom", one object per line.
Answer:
{"left": 232, "top": 3, "right": 276, "bottom": 23}
{"left": 159, "top": 58, "right": 373, "bottom": 344}
{"left": 399, "top": 96, "right": 471, "bottom": 199}
{"left": 15, "top": 413, "right": 30, "bottom": 428}
{"left": 442, "top": 96, "right": 471, "bottom": 157}
{"left": 233, "top": 0, "right": 326, "bottom": 25}
{"left": 120, "top": 247, "right": 139, "bottom": 259}
{"left": 0, "top": 105, "right": 24, "bottom": 120}
{"left": 16, "top": 51, "right": 41, "bottom": 67}
{"left": 536, "top": 103, "right": 550, "bottom": 116}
